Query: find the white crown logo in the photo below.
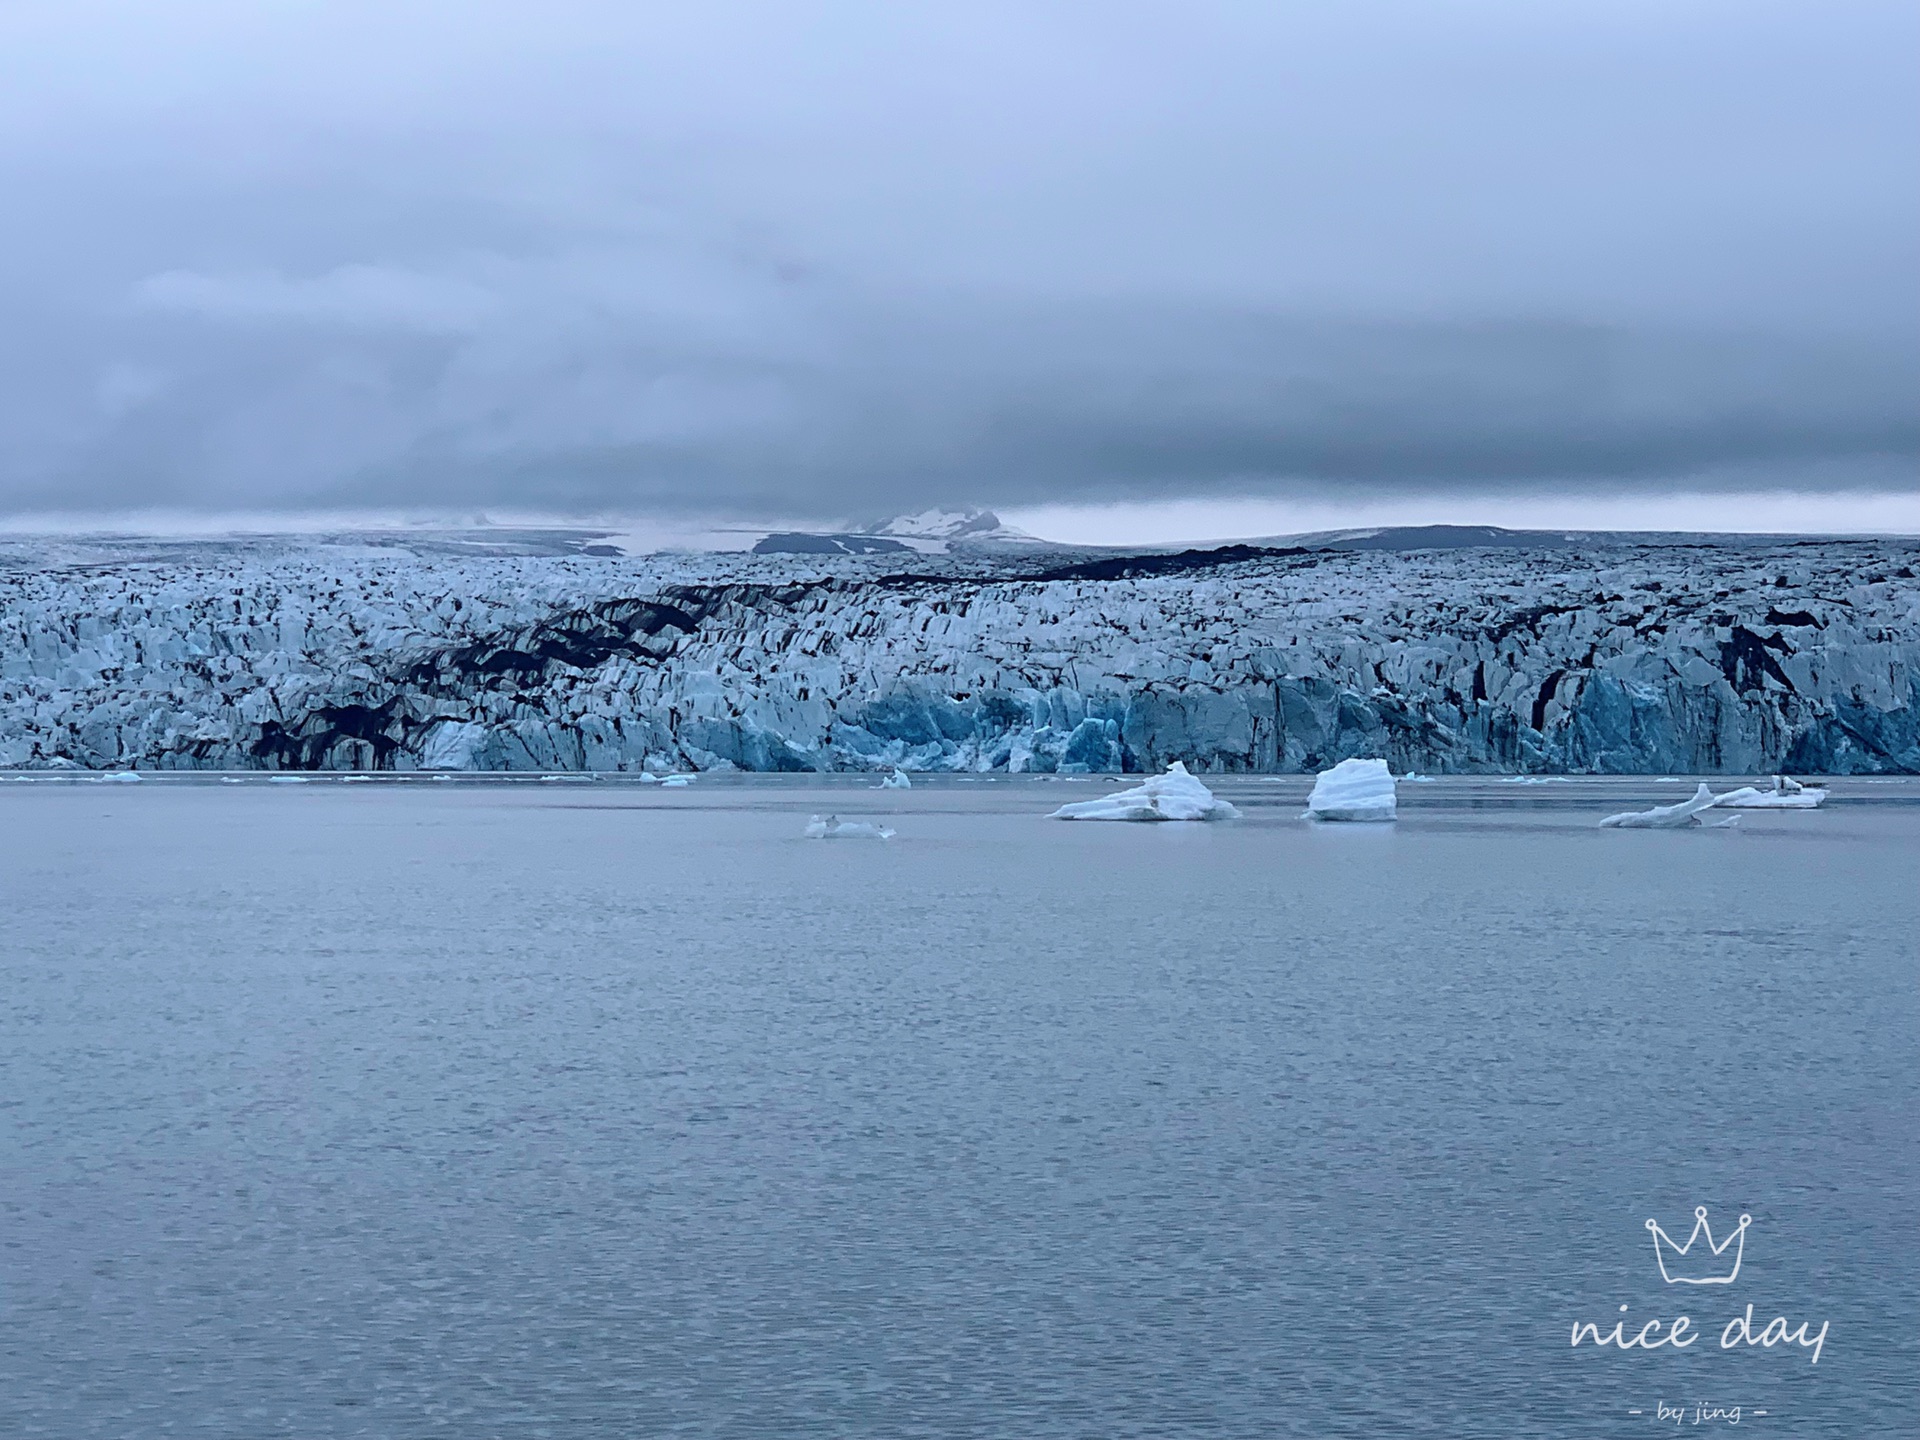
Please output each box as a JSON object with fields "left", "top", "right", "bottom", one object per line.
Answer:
{"left": 1646, "top": 1206, "right": 1750, "bottom": 1285}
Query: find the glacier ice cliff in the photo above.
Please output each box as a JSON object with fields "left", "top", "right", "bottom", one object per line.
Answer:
{"left": 2, "top": 537, "right": 1917, "bottom": 774}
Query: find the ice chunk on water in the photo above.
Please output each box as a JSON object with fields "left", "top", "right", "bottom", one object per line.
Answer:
{"left": 1303, "top": 758, "right": 1396, "bottom": 822}
{"left": 1598, "top": 783, "right": 1721, "bottom": 828}
{"left": 805, "top": 814, "right": 895, "bottom": 839}
{"left": 1048, "top": 761, "right": 1240, "bottom": 822}
{"left": 98, "top": 772, "right": 142, "bottom": 784}
{"left": 1713, "top": 776, "right": 1828, "bottom": 809}
{"left": 268, "top": 775, "right": 310, "bottom": 784}
{"left": 662, "top": 775, "right": 693, "bottom": 787}
{"left": 878, "top": 768, "right": 912, "bottom": 790}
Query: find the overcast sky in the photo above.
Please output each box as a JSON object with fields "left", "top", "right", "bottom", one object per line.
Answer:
{"left": 1, "top": 0, "right": 1914, "bottom": 526}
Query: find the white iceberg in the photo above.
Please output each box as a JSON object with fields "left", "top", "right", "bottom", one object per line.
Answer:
{"left": 1047, "top": 761, "right": 1240, "bottom": 822}
{"left": 99, "top": 772, "right": 142, "bottom": 784}
{"left": 662, "top": 775, "right": 693, "bottom": 787}
{"left": 1598, "top": 783, "right": 1722, "bottom": 829}
{"left": 1303, "top": 758, "right": 1397, "bottom": 822}
{"left": 268, "top": 775, "right": 310, "bottom": 784}
{"left": 805, "top": 814, "right": 895, "bottom": 839}
{"left": 1713, "top": 776, "right": 1828, "bottom": 809}
{"left": 878, "top": 768, "right": 912, "bottom": 790}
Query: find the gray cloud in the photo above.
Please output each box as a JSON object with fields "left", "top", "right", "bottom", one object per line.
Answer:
{"left": 1, "top": 0, "right": 1913, "bottom": 518}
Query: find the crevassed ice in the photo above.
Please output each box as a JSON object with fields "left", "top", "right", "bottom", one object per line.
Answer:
{"left": 1, "top": 541, "right": 1915, "bottom": 776}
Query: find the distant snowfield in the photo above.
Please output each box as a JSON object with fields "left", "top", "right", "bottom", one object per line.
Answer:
{"left": 1, "top": 529, "right": 1916, "bottom": 775}
{"left": 1000, "top": 492, "right": 1920, "bottom": 548}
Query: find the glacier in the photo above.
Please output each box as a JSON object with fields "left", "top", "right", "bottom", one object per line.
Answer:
{"left": 2, "top": 535, "right": 1918, "bottom": 775}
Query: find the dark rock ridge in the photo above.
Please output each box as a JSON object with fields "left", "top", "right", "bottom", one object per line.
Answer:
{"left": 2, "top": 539, "right": 1916, "bottom": 773}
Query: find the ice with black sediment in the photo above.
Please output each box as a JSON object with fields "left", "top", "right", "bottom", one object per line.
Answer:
{"left": 2, "top": 537, "right": 1917, "bottom": 775}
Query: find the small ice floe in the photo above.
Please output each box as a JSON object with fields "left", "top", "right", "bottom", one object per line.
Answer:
{"left": 539, "top": 773, "right": 594, "bottom": 783}
{"left": 220, "top": 776, "right": 245, "bottom": 784}
{"left": 805, "top": 814, "right": 895, "bottom": 839}
{"left": 1598, "top": 783, "right": 1722, "bottom": 829}
{"left": 98, "top": 772, "right": 142, "bottom": 784}
{"left": 268, "top": 775, "right": 310, "bottom": 784}
{"left": 662, "top": 775, "right": 693, "bottom": 788}
{"left": 1048, "top": 761, "right": 1240, "bottom": 822}
{"left": 1303, "top": 758, "right": 1396, "bottom": 822}
{"left": 1401, "top": 772, "right": 1435, "bottom": 783}
{"left": 1713, "top": 775, "right": 1828, "bottom": 810}
{"left": 877, "top": 768, "right": 912, "bottom": 790}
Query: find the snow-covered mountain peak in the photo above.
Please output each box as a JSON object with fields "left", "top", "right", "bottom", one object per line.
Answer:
{"left": 859, "top": 509, "right": 1037, "bottom": 544}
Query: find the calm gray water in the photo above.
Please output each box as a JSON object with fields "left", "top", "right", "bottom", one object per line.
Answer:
{"left": 3, "top": 775, "right": 1916, "bottom": 1438}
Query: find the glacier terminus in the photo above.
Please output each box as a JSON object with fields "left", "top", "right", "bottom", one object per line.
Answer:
{"left": 2, "top": 531, "right": 1917, "bottom": 776}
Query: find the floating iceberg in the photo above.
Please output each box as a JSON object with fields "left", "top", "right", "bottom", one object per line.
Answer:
{"left": 1047, "top": 761, "right": 1240, "bottom": 822}
{"left": 1303, "top": 758, "right": 1397, "bottom": 822}
{"left": 98, "top": 772, "right": 142, "bottom": 784}
{"left": 878, "top": 768, "right": 912, "bottom": 790}
{"left": 662, "top": 775, "right": 693, "bottom": 788}
{"left": 1713, "top": 776, "right": 1828, "bottom": 809}
{"left": 1598, "top": 783, "right": 1722, "bottom": 828}
{"left": 805, "top": 814, "right": 895, "bottom": 839}
{"left": 268, "top": 775, "right": 310, "bottom": 784}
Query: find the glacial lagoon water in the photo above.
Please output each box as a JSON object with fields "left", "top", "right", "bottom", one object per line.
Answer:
{"left": 2, "top": 774, "right": 1916, "bottom": 1438}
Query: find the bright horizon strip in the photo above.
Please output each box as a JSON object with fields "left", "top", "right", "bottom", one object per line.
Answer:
{"left": 999, "top": 491, "right": 1920, "bottom": 548}
{"left": 1, "top": 490, "right": 1917, "bottom": 550}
